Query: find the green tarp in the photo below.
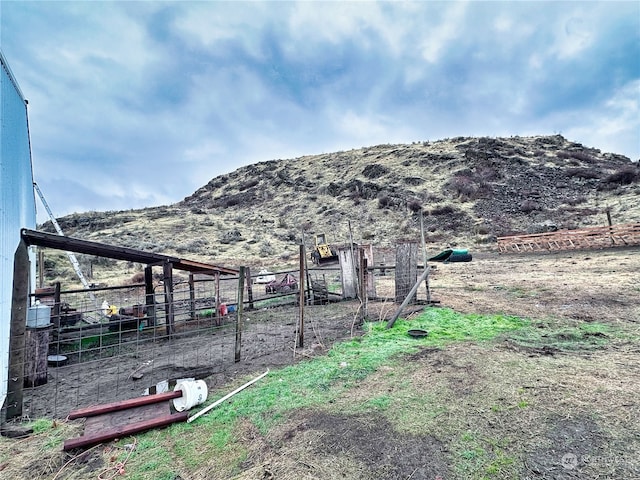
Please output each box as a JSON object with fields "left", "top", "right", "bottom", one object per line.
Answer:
{"left": 428, "top": 249, "right": 470, "bottom": 262}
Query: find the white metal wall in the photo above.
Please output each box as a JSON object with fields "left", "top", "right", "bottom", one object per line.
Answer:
{"left": 0, "top": 51, "right": 36, "bottom": 410}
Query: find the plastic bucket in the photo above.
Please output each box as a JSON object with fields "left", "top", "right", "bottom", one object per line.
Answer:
{"left": 173, "top": 380, "right": 208, "bottom": 412}
{"left": 27, "top": 305, "right": 51, "bottom": 328}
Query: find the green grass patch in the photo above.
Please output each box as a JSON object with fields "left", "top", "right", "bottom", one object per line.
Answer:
{"left": 453, "top": 431, "right": 518, "bottom": 478}
{"left": 125, "top": 308, "right": 527, "bottom": 477}
{"left": 30, "top": 418, "right": 54, "bottom": 434}
{"left": 373, "top": 308, "right": 529, "bottom": 345}
{"left": 506, "top": 320, "right": 612, "bottom": 352}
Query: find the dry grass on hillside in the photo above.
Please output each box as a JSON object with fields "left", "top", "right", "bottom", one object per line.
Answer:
{"left": 40, "top": 135, "right": 640, "bottom": 290}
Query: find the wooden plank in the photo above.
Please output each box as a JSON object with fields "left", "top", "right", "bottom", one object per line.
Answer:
{"left": 63, "top": 411, "right": 188, "bottom": 450}
{"left": 68, "top": 390, "right": 182, "bottom": 420}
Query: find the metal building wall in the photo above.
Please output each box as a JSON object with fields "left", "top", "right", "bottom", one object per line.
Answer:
{"left": 0, "top": 51, "right": 36, "bottom": 409}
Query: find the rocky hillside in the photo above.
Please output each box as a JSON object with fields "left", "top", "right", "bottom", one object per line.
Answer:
{"left": 43, "top": 135, "right": 639, "bottom": 285}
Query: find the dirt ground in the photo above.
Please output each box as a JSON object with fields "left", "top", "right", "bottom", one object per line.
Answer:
{"left": 428, "top": 247, "right": 639, "bottom": 324}
{"left": 2, "top": 246, "right": 639, "bottom": 479}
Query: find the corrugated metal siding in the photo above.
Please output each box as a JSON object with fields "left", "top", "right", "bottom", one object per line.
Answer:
{"left": 0, "top": 51, "right": 36, "bottom": 409}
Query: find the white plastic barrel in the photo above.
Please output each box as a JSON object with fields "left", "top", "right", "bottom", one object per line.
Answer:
{"left": 27, "top": 305, "right": 52, "bottom": 328}
{"left": 173, "top": 380, "right": 208, "bottom": 412}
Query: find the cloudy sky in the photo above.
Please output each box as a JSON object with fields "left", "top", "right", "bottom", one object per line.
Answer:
{"left": 1, "top": 1, "right": 638, "bottom": 223}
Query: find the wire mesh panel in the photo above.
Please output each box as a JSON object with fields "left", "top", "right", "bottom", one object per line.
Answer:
{"left": 371, "top": 267, "right": 431, "bottom": 303}
{"left": 16, "top": 271, "right": 368, "bottom": 419}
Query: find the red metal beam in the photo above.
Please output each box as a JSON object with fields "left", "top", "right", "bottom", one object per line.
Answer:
{"left": 68, "top": 391, "right": 182, "bottom": 420}
{"left": 63, "top": 411, "right": 189, "bottom": 451}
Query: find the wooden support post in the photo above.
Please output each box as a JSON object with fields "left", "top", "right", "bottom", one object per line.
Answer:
{"left": 188, "top": 273, "right": 196, "bottom": 321}
{"left": 359, "top": 252, "right": 367, "bottom": 321}
{"left": 144, "top": 266, "right": 156, "bottom": 326}
{"left": 420, "top": 211, "right": 431, "bottom": 304}
{"left": 50, "top": 282, "right": 61, "bottom": 328}
{"left": 235, "top": 266, "right": 245, "bottom": 363}
{"left": 338, "top": 248, "right": 358, "bottom": 299}
{"left": 607, "top": 208, "right": 614, "bottom": 244}
{"left": 302, "top": 231, "right": 312, "bottom": 305}
{"left": 5, "top": 239, "right": 30, "bottom": 421}
{"left": 348, "top": 221, "right": 359, "bottom": 298}
{"left": 298, "top": 245, "right": 305, "bottom": 348}
{"left": 245, "top": 267, "right": 254, "bottom": 310}
{"left": 362, "top": 244, "right": 376, "bottom": 299}
{"left": 214, "top": 272, "right": 221, "bottom": 327}
{"left": 38, "top": 248, "right": 45, "bottom": 289}
{"left": 163, "top": 261, "right": 175, "bottom": 336}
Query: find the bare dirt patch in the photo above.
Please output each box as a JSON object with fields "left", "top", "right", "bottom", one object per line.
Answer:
{"left": 227, "top": 410, "right": 449, "bottom": 480}
{"left": 428, "top": 247, "right": 639, "bottom": 324}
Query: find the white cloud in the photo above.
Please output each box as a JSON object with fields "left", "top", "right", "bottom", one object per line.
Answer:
{"left": 493, "top": 13, "right": 513, "bottom": 33}
{"left": 419, "top": 2, "right": 468, "bottom": 64}
{"left": 563, "top": 80, "right": 640, "bottom": 158}
{"left": 549, "top": 9, "right": 596, "bottom": 60}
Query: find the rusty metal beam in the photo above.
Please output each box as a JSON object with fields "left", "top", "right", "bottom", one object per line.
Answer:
{"left": 63, "top": 411, "right": 188, "bottom": 451}
{"left": 68, "top": 391, "right": 182, "bottom": 420}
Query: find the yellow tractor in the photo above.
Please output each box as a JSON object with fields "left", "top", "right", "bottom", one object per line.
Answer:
{"left": 311, "top": 233, "right": 339, "bottom": 265}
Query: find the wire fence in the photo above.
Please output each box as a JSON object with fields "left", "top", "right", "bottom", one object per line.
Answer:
{"left": 11, "top": 246, "right": 432, "bottom": 420}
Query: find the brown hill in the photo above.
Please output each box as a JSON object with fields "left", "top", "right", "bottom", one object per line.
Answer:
{"left": 43, "top": 134, "right": 639, "bottom": 287}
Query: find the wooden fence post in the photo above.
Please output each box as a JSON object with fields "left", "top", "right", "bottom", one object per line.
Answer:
{"left": 235, "top": 266, "right": 245, "bottom": 363}
{"left": 188, "top": 273, "right": 196, "bottom": 321}
{"left": 51, "top": 282, "right": 61, "bottom": 328}
{"left": 214, "top": 272, "right": 221, "bottom": 327}
{"left": 338, "top": 247, "right": 358, "bottom": 299}
{"left": 145, "top": 266, "right": 156, "bottom": 326}
{"left": 5, "top": 239, "right": 30, "bottom": 420}
{"left": 163, "top": 261, "right": 175, "bottom": 336}
{"left": 298, "top": 245, "right": 305, "bottom": 348}
{"left": 245, "top": 267, "right": 254, "bottom": 310}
